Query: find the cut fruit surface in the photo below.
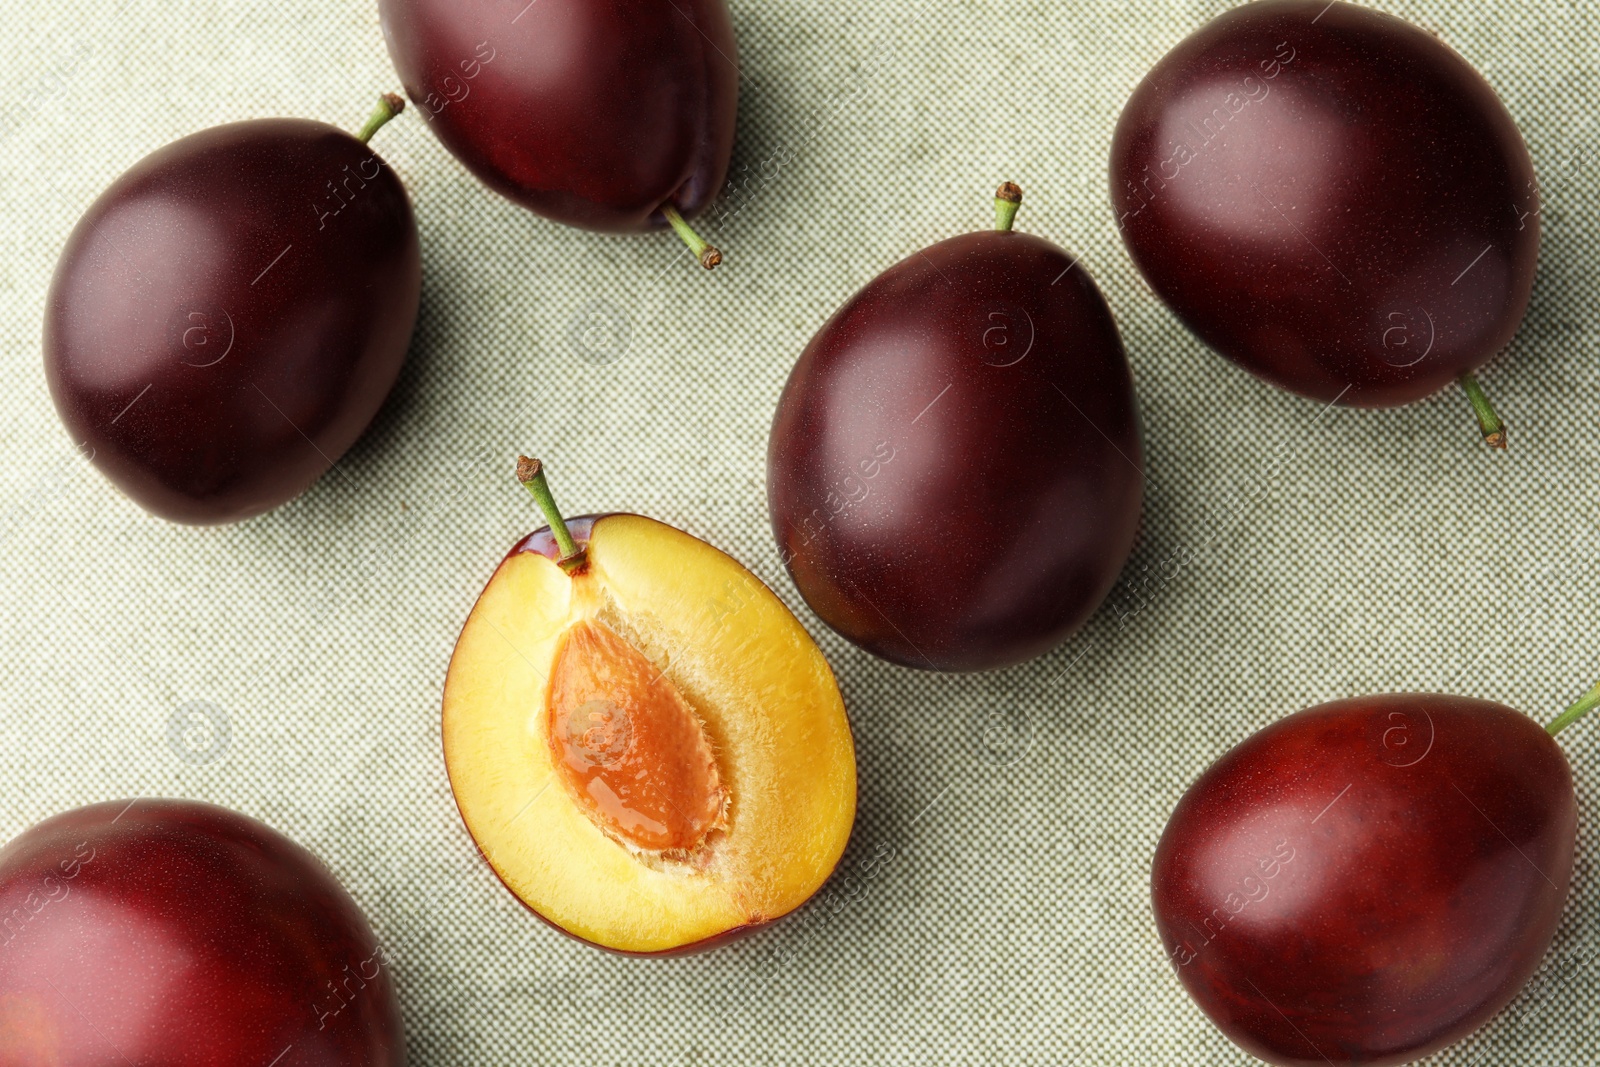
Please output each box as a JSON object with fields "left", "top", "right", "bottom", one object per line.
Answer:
{"left": 443, "top": 513, "right": 857, "bottom": 954}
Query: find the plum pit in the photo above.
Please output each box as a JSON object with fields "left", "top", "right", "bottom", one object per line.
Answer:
{"left": 547, "top": 619, "right": 727, "bottom": 855}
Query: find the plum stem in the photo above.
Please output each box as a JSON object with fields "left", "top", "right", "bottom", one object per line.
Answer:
{"left": 356, "top": 93, "right": 406, "bottom": 145}
{"left": 661, "top": 204, "right": 723, "bottom": 270}
{"left": 1548, "top": 680, "right": 1600, "bottom": 736}
{"left": 1459, "top": 373, "right": 1507, "bottom": 450}
{"left": 994, "top": 182, "right": 1023, "bottom": 232}
{"left": 516, "top": 456, "right": 586, "bottom": 573}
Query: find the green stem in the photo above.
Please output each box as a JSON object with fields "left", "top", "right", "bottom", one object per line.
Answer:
{"left": 661, "top": 204, "right": 723, "bottom": 270}
{"left": 1459, "top": 372, "right": 1507, "bottom": 450}
{"left": 1548, "top": 679, "right": 1600, "bottom": 736}
{"left": 994, "top": 182, "right": 1023, "bottom": 232}
{"left": 356, "top": 93, "right": 406, "bottom": 145}
{"left": 516, "top": 457, "right": 585, "bottom": 573}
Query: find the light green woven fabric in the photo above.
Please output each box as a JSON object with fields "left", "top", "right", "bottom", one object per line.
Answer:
{"left": 1, "top": 0, "right": 1595, "bottom": 1063}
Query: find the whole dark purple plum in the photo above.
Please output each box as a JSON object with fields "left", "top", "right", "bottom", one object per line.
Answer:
{"left": 1111, "top": 0, "right": 1538, "bottom": 446}
{"left": 768, "top": 185, "right": 1142, "bottom": 672}
{"left": 1153, "top": 690, "right": 1589, "bottom": 1065}
{"left": 44, "top": 97, "right": 421, "bottom": 523}
{"left": 0, "top": 799, "right": 404, "bottom": 1065}
{"left": 378, "top": 0, "right": 737, "bottom": 266}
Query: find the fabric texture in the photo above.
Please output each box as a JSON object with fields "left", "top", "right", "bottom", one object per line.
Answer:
{"left": 1, "top": 0, "right": 1596, "bottom": 1063}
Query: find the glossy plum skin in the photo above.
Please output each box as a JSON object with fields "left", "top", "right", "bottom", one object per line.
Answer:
{"left": 1154, "top": 695, "right": 1576, "bottom": 1066}
{"left": 509, "top": 514, "right": 599, "bottom": 564}
{"left": 44, "top": 119, "right": 421, "bottom": 524}
{"left": 0, "top": 799, "right": 404, "bottom": 1065}
{"left": 1111, "top": 0, "right": 1539, "bottom": 407}
{"left": 379, "top": 0, "right": 738, "bottom": 233}
{"left": 768, "top": 230, "right": 1142, "bottom": 672}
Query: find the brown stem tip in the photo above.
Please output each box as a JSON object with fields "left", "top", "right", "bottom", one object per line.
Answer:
{"left": 661, "top": 203, "right": 723, "bottom": 272}
{"left": 995, "top": 182, "right": 1023, "bottom": 204}
{"left": 1458, "top": 372, "right": 1508, "bottom": 452}
{"left": 516, "top": 456, "right": 542, "bottom": 484}
{"left": 382, "top": 92, "right": 406, "bottom": 116}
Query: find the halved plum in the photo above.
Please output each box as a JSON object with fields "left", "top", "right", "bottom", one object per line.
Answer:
{"left": 441, "top": 461, "right": 856, "bottom": 954}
